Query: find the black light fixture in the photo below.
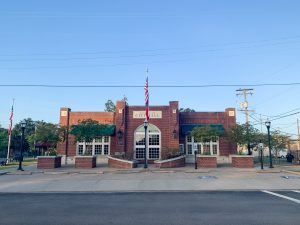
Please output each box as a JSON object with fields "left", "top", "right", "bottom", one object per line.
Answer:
{"left": 143, "top": 120, "right": 148, "bottom": 169}
{"left": 117, "top": 129, "right": 123, "bottom": 139}
{"left": 265, "top": 120, "right": 273, "bottom": 168}
{"left": 172, "top": 129, "right": 177, "bottom": 139}
{"left": 18, "top": 121, "right": 26, "bottom": 171}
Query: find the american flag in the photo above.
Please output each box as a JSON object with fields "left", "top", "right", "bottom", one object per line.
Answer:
{"left": 8, "top": 104, "right": 13, "bottom": 136}
{"left": 145, "top": 74, "right": 149, "bottom": 121}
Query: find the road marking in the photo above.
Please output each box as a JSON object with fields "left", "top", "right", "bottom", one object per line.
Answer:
{"left": 292, "top": 190, "right": 300, "bottom": 194}
{"left": 262, "top": 190, "right": 300, "bottom": 204}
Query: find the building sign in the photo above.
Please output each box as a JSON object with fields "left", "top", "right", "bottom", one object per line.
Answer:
{"left": 133, "top": 111, "right": 162, "bottom": 119}
{"left": 60, "top": 111, "right": 68, "bottom": 117}
{"left": 228, "top": 111, "right": 235, "bottom": 117}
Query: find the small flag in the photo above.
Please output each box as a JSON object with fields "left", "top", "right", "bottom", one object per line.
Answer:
{"left": 144, "top": 72, "right": 149, "bottom": 121}
{"left": 8, "top": 103, "right": 14, "bottom": 136}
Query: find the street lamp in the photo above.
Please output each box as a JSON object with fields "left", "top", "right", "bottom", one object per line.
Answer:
{"left": 144, "top": 120, "right": 148, "bottom": 169}
{"left": 265, "top": 120, "right": 273, "bottom": 168}
{"left": 18, "top": 121, "right": 26, "bottom": 171}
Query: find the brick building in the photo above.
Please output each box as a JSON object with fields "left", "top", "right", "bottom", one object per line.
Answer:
{"left": 57, "top": 100, "right": 236, "bottom": 163}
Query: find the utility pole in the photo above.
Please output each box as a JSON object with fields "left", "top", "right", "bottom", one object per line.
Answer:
{"left": 236, "top": 88, "right": 254, "bottom": 155}
{"left": 297, "top": 118, "right": 300, "bottom": 150}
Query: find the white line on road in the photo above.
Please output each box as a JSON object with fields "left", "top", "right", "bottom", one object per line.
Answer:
{"left": 262, "top": 190, "right": 300, "bottom": 204}
{"left": 292, "top": 190, "right": 300, "bottom": 194}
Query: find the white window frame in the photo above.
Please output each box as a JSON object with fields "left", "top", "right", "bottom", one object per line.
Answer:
{"left": 76, "top": 136, "right": 111, "bottom": 156}
{"left": 185, "top": 135, "right": 219, "bottom": 155}
{"left": 134, "top": 124, "right": 161, "bottom": 160}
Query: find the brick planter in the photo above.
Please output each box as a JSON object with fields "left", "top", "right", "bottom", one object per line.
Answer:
{"left": 37, "top": 156, "right": 62, "bottom": 169}
{"left": 231, "top": 155, "right": 254, "bottom": 168}
{"left": 108, "top": 156, "right": 137, "bottom": 169}
{"left": 75, "top": 156, "right": 97, "bottom": 168}
{"left": 154, "top": 155, "right": 185, "bottom": 168}
{"left": 197, "top": 155, "right": 217, "bottom": 168}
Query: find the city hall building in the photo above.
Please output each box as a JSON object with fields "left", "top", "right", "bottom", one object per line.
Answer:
{"left": 57, "top": 100, "right": 237, "bottom": 163}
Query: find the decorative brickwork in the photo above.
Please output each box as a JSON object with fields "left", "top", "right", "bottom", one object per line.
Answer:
{"left": 231, "top": 155, "right": 254, "bottom": 168}
{"left": 154, "top": 156, "right": 185, "bottom": 168}
{"left": 197, "top": 156, "right": 217, "bottom": 168}
{"left": 37, "top": 156, "right": 62, "bottom": 169}
{"left": 75, "top": 156, "right": 96, "bottom": 168}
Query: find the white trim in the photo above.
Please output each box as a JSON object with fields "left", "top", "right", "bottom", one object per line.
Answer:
{"left": 134, "top": 123, "right": 161, "bottom": 160}
{"left": 262, "top": 190, "right": 300, "bottom": 204}
{"left": 76, "top": 136, "right": 111, "bottom": 156}
{"left": 185, "top": 135, "right": 219, "bottom": 156}
{"left": 107, "top": 156, "right": 134, "bottom": 164}
{"left": 154, "top": 155, "right": 185, "bottom": 163}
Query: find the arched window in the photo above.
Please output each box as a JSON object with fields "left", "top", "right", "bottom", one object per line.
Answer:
{"left": 134, "top": 123, "right": 161, "bottom": 160}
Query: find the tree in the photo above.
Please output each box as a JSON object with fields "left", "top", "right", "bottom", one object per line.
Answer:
{"left": 191, "top": 126, "right": 221, "bottom": 154}
{"left": 179, "top": 108, "right": 195, "bottom": 112}
{"left": 104, "top": 100, "right": 116, "bottom": 112}
{"left": 70, "top": 119, "right": 112, "bottom": 155}
{"left": 27, "top": 122, "right": 61, "bottom": 154}
{"left": 225, "top": 124, "right": 260, "bottom": 154}
{"left": 10, "top": 118, "right": 36, "bottom": 153}
{"left": 0, "top": 128, "right": 8, "bottom": 157}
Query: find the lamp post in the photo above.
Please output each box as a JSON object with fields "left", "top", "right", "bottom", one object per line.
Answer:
{"left": 144, "top": 120, "right": 148, "bottom": 169}
{"left": 265, "top": 120, "right": 273, "bottom": 168}
{"left": 18, "top": 121, "right": 26, "bottom": 171}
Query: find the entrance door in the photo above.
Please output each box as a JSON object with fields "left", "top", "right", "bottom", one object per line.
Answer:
{"left": 134, "top": 123, "right": 161, "bottom": 160}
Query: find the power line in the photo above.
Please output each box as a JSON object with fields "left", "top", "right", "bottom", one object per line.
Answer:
{"left": 1, "top": 82, "right": 300, "bottom": 88}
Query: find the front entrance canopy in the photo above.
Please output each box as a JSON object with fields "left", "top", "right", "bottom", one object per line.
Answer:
{"left": 71, "top": 124, "right": 116, "bottom": 136}
{"left": 180, "top": 124, "right": 225, "bottom": 135}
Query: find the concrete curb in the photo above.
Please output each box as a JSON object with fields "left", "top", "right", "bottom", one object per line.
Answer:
{"left": 256, "top": 170, "right": 281, "bottom": 173}
{"left": 281, "top": 170, "right": 300, "bottom": 176}
{"left": 6, "top": 171, "right": 32, "bottom": 175}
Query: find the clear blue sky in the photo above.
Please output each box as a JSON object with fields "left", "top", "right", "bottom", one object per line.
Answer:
{"left": 1, "top": 0, "right": 300, "bottom": 138}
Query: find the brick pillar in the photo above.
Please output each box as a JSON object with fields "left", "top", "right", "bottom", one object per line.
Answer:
{"left": 224, "top": 108, "right": 237, "bottom": 155}
{"left": 167, "top": 101, "right": 179, "bottom": 158}
{"left": 57, "top": 107, "right": 71, "bottom": 157}
{"left": 114, "top": 101, "right": 127, "bottom": 156}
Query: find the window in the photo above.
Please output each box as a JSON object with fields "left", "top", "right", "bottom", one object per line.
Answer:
{"left": 149, "top": 134, "right": 159, "bottom": 145}
{"left": 135, "top": 134, "right": 145, "bottom": 145}
{"left": 95, "top": 145, "right": 102, "bottom": 155}
{"left": 149, "top": 148, "right": 160, "bottom": 159}
{"left": 78, "top": 145, "right": 83, "bottom": 155}
{"left": 179, "top": 144, "right": 184, "bottom": 154}
{"left": 187, "top": 144, "right": 193, "bottom": 155}
{"left": 104, "top": 145, "right": 109, "bottom": 155}
{"left": 134, "top": 123, "right": 161, "bottom": 160}
{"left": 185, "top": 136, "right": 219, "bottom": 155}
{"left": 135, "top": 148, "right": 145, "bottom": 159}
{"left": 213, "top": 144, "right": 218, "bottom": 155}
{"left": 76, "top": 136, "right": 110, "bottom": 156}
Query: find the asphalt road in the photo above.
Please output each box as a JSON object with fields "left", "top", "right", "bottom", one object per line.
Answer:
{"left": 0, "top": 191, "right": 299, "bottom": 225}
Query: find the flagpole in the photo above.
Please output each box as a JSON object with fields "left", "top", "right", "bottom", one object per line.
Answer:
{"left": 6, "top": 99, "right": 15, "bottom": 164}
{"left": 144, "top": 69, "right": 149, "bottom": 169}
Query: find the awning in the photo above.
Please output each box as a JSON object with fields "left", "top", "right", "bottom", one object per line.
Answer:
{"left": 180, "top": 124, "right": 225, "bottom": 135}
{"left": 97, "top": 124, "right": 115, "bottom": 136}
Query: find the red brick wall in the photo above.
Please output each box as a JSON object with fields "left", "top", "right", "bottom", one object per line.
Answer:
{"left": 75, "top": 156, "right": 97, "bottom": 168}
{"left": 124, "top": 101, "right": 179, "bottom": 160}
{"left": 179, "top": 108, "right": 236, "bottom": 156}
{"left": 108, "top": 157, "right": 135, "bottom": 169}
{"left": 154, "top": 156, "right": 185, "bottom": 168}
{"left": 57, "top": 103, "right": 235, "bottom": 159}
{"left": 37, "top": 156, "right": 62, "bottom": 169}
{"left": 231, "top": 156, "right": 254, "bottom": 168}
{"left": 197, "top": 156, "right": 217, "bottom": 168}
{"left": 57, "top": 107, "right": 115, "bottom": 157}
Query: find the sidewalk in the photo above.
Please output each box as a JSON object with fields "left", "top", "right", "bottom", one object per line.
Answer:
{"left": 0, "top": 163, "right": 299, "bottom": 192}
